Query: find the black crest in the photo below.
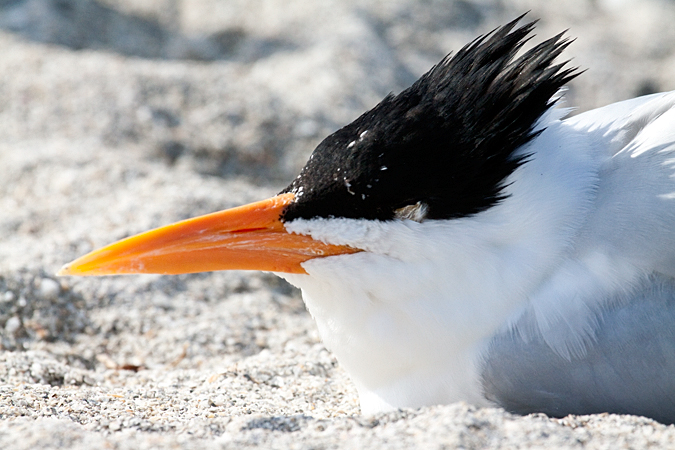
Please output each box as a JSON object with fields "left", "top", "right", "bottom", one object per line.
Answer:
{"left": 281, "top": 16, "right": 580, "bottom": 222}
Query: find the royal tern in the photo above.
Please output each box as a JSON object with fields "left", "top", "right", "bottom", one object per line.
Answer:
{"left": 59, "top": 17, "right": 675, "bottom": 423}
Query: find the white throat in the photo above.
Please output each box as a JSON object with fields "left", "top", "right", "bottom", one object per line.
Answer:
{"left": 280, "top": 116, "right": 599, "bottom": 414}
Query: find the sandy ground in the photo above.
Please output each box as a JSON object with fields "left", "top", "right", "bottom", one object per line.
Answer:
{"left": 2, "top": 0, "right": 675, "bottom": 448}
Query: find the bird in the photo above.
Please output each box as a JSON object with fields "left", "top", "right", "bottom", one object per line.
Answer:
{"left": 58, "top": 16, "right": 675, "bottom": 424}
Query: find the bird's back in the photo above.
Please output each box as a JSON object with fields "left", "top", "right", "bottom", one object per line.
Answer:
{"left": 482, "top": 91, "right": 675, "bottom": 424}
{"left": 566, "top": 91, "right": 675, "bottom": 278}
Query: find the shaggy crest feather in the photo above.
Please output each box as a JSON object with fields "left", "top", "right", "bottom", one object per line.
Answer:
{"left": 282, "top": 15, "right": 580, "bottom": 222}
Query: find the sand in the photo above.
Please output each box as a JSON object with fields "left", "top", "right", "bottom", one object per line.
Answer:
{"left": 1, "top": 0, "right": 675, "bottom": 448}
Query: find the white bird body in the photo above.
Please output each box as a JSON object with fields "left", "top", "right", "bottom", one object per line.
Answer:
{"left": 282, "top": 92, "right": 675, "bottom": 414}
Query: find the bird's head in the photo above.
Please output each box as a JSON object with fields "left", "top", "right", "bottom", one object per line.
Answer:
{"left": 58, "top": 16, "right": 578, "bottom": 281}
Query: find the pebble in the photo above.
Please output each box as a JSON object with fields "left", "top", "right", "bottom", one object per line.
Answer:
{"left": 38, "top": 279, "right": 60, "bottom": 300}
{"left": 4, "top": 316, "right": 21, "bottom": 335}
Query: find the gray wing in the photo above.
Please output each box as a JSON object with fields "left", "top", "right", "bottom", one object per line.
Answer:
{"left": 481, "top": 275, "right": 675, "bottom": 424}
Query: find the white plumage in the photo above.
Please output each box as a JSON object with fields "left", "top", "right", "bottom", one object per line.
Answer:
{"left": 282, "top": 92, "right": 675, "bottom": 415}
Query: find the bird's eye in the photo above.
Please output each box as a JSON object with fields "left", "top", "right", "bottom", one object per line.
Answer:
{"left": 393, "top": 201, "right": 428, "bottom": 222}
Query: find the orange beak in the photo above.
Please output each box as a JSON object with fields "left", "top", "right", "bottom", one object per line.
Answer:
{"left": 57, "top": 193, "right": 360, "bottom": 276}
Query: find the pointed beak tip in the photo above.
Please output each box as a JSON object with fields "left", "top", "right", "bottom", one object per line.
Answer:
{"left": 56, "top": 264, "right": 72, "bottom": 277}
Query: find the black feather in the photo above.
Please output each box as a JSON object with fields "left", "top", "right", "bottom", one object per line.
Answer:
{"left": 281, "top": 16, "right": 580, "bottom": 222}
